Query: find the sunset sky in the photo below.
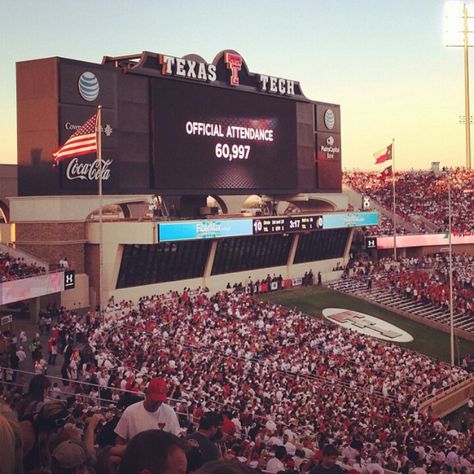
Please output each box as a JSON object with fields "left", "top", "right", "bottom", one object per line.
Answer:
{"left": 0, "top": 0, "right": 470, "bottom": 170}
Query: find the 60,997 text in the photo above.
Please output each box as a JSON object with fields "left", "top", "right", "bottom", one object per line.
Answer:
{"left": 215, "top": 143, "right": 250, "bottom": 161}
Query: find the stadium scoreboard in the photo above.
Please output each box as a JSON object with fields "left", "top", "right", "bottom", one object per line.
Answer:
{"left": 17, "top": 49, "right": 342, "bottom": 196}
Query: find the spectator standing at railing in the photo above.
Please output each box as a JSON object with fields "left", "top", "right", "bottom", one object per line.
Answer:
{"left": 45, "top": 316, "right": 52, "bottom": 335}
{"left": 19, "top": 330, "right": 27, "bottom": 346}
{"left": 29, "top": 336, "right": 42, "bottom": 363}
{"left": 16, "top": 345, "right": 26, "bottom": 369}
{"left": 114, "top": 377, "right": 181, "bottom": 444}
{"left": 38, "top": 315, "right": 46, "bottom": 336}
{"left": 47, "top": 337, "right": 58, "bottom": 366}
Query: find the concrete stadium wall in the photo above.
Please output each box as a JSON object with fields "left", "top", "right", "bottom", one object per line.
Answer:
{"left": 9, "top": 195, "right": 151, "bottom": 223}
{"left": 85, "top": 220, "right": 351, "bottom": 304}
{"left": 419, "top": 375, "right": 474, "bottom": 418}
{"left": 0, "top": 224, "right": 13, "bottom": 243}
{"left": 60, "top": 273, "right": 90, "bottom": 310}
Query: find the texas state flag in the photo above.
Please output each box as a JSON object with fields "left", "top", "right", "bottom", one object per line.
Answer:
{"left": 374, "top": 144, "right": 392, "bottom": 164}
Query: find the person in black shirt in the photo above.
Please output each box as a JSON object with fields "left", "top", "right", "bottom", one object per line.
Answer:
{"left": 310, "top": 444, "right": 345, "bottom": 474}
{"left": 185, "top": 411, "right": 223, "bottom": 470}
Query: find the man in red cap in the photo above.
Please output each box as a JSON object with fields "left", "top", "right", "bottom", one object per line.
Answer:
{"left": 115, "top": 377, "right": 181, "bottom": 444}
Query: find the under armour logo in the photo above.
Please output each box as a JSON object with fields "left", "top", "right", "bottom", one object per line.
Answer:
{"left": 363, "top": 196, "right": 370, "bottom": 210}
{"left": 64, "top": 270, "right": 75, "bottom": 290}
{"left": 366, "top": 238, "right": 377, "bottom": 249}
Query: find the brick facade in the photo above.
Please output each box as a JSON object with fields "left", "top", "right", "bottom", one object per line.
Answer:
{"left": 15, "top": 222, "right": 86, "bottom": 272}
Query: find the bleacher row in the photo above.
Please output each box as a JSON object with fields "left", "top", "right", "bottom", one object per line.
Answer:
{"left": 328, "top": 278, "right": 474, "bottom": 334}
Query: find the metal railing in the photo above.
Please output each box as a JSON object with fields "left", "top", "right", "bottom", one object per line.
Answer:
{"left": 0, "top": 366, "right": 228, "bottom": 420}
{"left": 417, "top": 372, "right": 474, "bottom": 412}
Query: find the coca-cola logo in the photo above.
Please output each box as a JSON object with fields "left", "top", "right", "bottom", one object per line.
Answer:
{"left": 66, "top": 158, "right": 113, "bottom": 181}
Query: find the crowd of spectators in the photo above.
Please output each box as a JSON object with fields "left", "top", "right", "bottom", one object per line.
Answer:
{"left": 342, "top": 254, "right": 474, "bottom": 319}
{"left": 0, "top": 250, "right": 47, "bottom": 282}
{"left": 343, "top": 167, "right": 474, "bottom": 236}
{"left": 0, "top": 287, "right": 474, "bottom": 473}
{"left": 363, "top": 214, "right": 411, "bottom": 237}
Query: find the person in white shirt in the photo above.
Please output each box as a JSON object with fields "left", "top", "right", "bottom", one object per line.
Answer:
{"left": 16, "top": 346, "right": 27, "bottom": 366}
{"left": 445, "top": 447, "right": 460, "bottom": 468}
{"left": 365, "top": 456, "right": 385, "bottom": 474}
{"left": 266, "top": 445, "right": 287, "bottom": 473}
{"left": 115, "top": 377, "right": 181, "bottom": 444}
{"left": 341, "top": 443, "right": 358, "bottom": 461}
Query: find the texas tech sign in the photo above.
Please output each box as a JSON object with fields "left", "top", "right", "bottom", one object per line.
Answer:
{"left": 137, "top": 50, "right": 303, "bottom": 98}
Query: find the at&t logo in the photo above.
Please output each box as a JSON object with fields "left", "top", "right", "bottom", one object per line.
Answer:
{"left": 324, "top": 109, "right": 335, "bottom": 130}
{"left": 78, "top": 72, "right": 100, "bottom": 102}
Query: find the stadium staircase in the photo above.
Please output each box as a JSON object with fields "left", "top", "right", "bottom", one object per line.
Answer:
{"left": 328, "top": 278, "right": 474, "bottom": 335}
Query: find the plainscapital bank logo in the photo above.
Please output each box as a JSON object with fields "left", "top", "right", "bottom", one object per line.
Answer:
{"left": 320, "top": 135, "right": 340, "bottom": 159}
{"left": 78, "top": 72, "right": 100, "bottom": 102}
{"left": 66, "top": 158, "right": 113, "bottom": 181}
{"left": 324, "top": 109, "right": 335, "bottom": 130}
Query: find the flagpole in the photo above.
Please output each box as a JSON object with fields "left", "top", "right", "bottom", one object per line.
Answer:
{"left": 391, "top": 138, "right": 397, "bottom": 261}
{"left": 97, "top": 105, "right": 103, "bottom": 312}
{"left": 448, "top": 178, "right": 454, "bottom": 365}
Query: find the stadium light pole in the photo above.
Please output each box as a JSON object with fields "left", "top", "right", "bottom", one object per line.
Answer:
{"left": 448, "top": 180, "right": 454, "bottom": 365}
{"left": 448, "top": 185, "right": 474, "bottom": 365}
{"left": 444, "top": 1, "right": 473, "bottom": 169}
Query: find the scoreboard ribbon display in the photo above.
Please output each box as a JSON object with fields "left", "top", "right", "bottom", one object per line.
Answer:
{"left": 158, "top": 212, "right": 378, "bottom": 242}
{"left": 252, "top": 215, "right": 323, "bottom": 235}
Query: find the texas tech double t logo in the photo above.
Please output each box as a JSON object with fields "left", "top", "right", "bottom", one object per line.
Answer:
{"left": 224, "top": 52, "right": 242, "bottom": 86}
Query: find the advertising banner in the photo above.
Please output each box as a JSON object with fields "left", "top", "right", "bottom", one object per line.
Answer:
{"left": 0, "top": 272, "right": 64, "bottom": 306}
{"left": 158, "top": 219, "right": 253, "bottom": 242}
{"left": 323, "top": 212, "right": 379, "bottom": 229}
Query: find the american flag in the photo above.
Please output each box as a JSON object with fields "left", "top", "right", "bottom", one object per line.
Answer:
{"left": 53, "top": 114, "right": 97, "bottom": 163}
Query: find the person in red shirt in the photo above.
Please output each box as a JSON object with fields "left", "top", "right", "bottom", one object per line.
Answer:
{"left": 221, "top": 411, "right": 236, "bottom": 439}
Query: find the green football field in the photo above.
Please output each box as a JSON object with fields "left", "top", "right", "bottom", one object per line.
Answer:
{"left": 261, "top": 286, "right": 474, "bottom": 363}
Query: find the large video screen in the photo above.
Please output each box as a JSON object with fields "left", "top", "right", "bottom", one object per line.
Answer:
{"left": 152, "top": 80, "right": 297, "bottom": 192}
